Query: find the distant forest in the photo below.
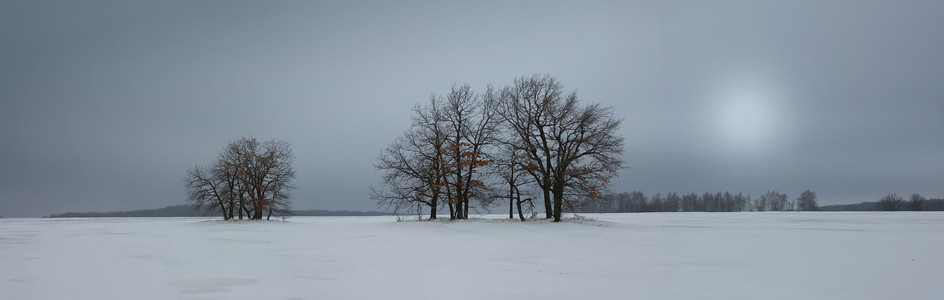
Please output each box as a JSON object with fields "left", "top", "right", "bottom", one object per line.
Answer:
{"left": 42, "top": 194, "right": 943, "bottom": 218}
{"left": 46, "top": 205, "right": 389, "bottom": 218}
{"left": 579, "top": 191, "right": 944, "bottom": 213}
{"left": 820, "top": 199, "right": 944, "bottom": 211}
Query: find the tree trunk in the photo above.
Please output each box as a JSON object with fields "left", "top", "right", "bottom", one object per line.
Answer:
{"left": 430, "top": 191, "right": 438, "bottom": 220}
{"left": 238, "top": 195, "right": 244, "bottom": 220}
{"left": 455, "top": 199, "right": 464, "bottom": 220}
{"left": 553, "top": 197, "right": 562, "bottom": 222}
{"left": 543, "top": 186, "right": 552, "bottom": 219}
{"left": 217, "top": 200, "right": 229, "bottom": 220}
{"left": 509, "top": 183, "right": 514, "bottom": 219}
{"left": 251, "top": 196, "right": 264, "bottom": 220}
{"left": 552, "top": 183, "right": 564, "bottom": 222}
{"left": 448, "top": 202, "right": 455, "bottom": 220}
{"left": 516, "top": 196, "right": 525, "bottom": 221}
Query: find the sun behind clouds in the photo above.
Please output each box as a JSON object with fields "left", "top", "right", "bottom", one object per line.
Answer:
{"left": 709, "top": 73, "right": 794, "bottom": 159}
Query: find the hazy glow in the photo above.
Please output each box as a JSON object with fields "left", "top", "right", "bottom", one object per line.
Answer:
{"left": 710, "top": 74, "right": 787, "bottom": 157}
{"left": 718, "top": 88, "right": 776, "bottom": 147}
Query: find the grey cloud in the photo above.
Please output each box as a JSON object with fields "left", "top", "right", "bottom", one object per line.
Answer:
{"left": 2, "top": 0, "right": 942, "bottom": 217}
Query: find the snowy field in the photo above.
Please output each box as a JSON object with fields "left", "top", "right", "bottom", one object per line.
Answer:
{"left": 2, "top": 212, "right": 942, "bottom": 299}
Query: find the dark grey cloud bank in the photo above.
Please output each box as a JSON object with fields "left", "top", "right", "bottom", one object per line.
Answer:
{"left": 2, "top": 0, "right": 942, "bottom": 217}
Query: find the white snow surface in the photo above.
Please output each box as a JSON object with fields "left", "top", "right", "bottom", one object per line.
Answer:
{"left": 2, "top": 212, "right": 942, "bottom": 299}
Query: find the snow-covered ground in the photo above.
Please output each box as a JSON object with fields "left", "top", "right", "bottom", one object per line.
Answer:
{"left": 2, "top": 212, "right": 942, "bottom": 299}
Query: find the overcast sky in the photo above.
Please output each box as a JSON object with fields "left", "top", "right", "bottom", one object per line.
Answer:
{"left": 2, "top": 0, "right": 942, "bottom": 217}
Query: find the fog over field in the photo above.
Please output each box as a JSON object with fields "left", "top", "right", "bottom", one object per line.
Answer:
{"left": 3, "top": 213, "right": 942, "bottom": 299}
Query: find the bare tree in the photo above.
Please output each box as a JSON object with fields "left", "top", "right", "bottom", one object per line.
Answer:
{"left": 497, "top": 74, "right": 624, "bottom": 222}
{"left": 665, "top": 192, "right": 681, "bottom": 212}
{"left": 910, "top": 194, "right": 926, "bottom": 211}
{"left": 256, "top": 139, "right": 296, "bottom": 220}
{"left": 375, "top": 85, "right": 502, "bottom": 220}
{"left": 681, "top": 193, "right": 698, "bottom": 212}
{"left": 185, "top": 164, "right": 231, "bottom": 220}
{"left": 185, "top": 137, "right": 296, "bottom": 220}
{"left": 758, "top": 191, "right": 788, "bottom": 211}
{"left": 878, "top": 193, "right": 903, "bottom": 211}
{"left": 229, "top": 137, "right": 296, "bottom": 220}
{"left": 734, "top": 193, "right": 749, "bottom": 212}
{"left": 373, "top": 97, "right": 448, "bottom": 219}
{"left": 701, "top": 192, "right": 715, "bottom": 212}
{"left": 440, "top": 84, "right": 500, "bottom": 219}
{"left": 185, "top": 143, "right": 250, "bottom": 220}
{"left": 497, "top": 75, "right": 562, "bottom": 218}
{"left": 492, "top": 140, "right": 533, "bottom": 221}
{"left": 771, "top": 191, "right": 789, "bottom": 211}
{"left": 376, "top": 76, "right": 624, "bottom": 222}
{"left": 796, "top": 190, "right": 819, "bottom": 211}
{"left": 752, "top": 194, "right": 767, "bottom": 212}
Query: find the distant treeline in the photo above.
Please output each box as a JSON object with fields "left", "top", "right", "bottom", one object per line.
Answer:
{"left": 580, "top": 191, "right": 944, "bottom": 213}
{"left": 580, "top": 190, "right": 820, "bottom": 213}
{"left": 46, "top": 205, "right": 389, "bottom": 218}
{"left": 820, "top": 196, "right": 944, "bottom": 211}
{"left": 47, "top": 205, "right": 207, "bottom": 218}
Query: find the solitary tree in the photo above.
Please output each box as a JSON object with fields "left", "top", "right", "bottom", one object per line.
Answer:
{"left": 796, "top": 190, "right": 819, "bottom": 211}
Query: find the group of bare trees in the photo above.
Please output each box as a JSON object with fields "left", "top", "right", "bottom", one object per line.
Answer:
{"left": 583, "top": 190, "right": 820, "bottom": 213}
{"left": 820, "top": 193, "right": 944, "bottom": 211}
{"left": 185, "top": 137, "right": 296, "bottom": 220}
{"left": 373, "top": 75, "right": 625, "bottom": 222}
{"left": 877, "top": 193, "right": 932, "bottom": 211}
